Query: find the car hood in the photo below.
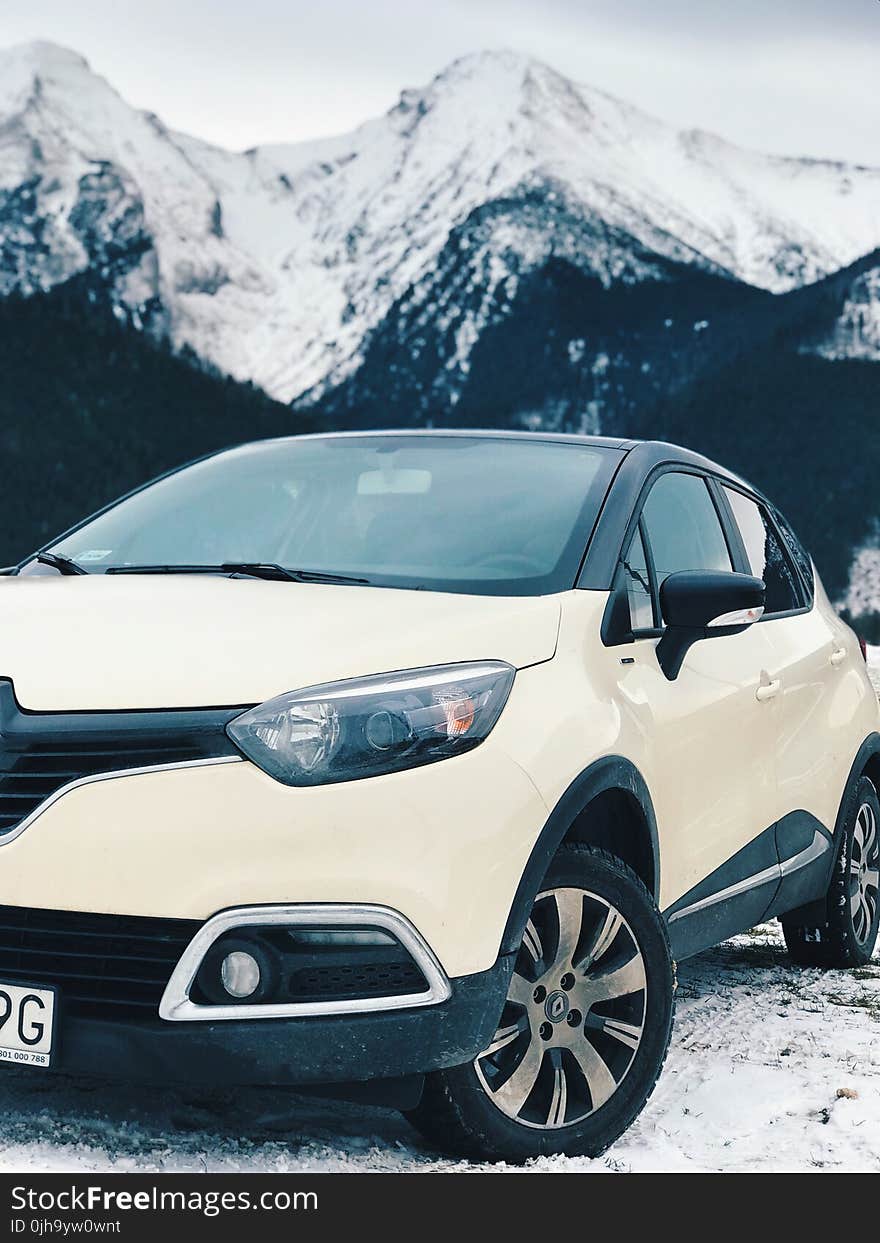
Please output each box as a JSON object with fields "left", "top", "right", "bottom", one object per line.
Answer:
{"left": 0, "top": 576, "right": 562, "bottom": 710}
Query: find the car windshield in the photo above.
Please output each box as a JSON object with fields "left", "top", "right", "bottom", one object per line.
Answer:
{"left": 38, "top": 435, "right": 622, "bottom": 596}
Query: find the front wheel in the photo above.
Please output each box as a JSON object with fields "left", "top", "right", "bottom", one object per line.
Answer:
{"left": 783, "top": 776, "right": 880, "bottom": 968}
{"left": 406, "top": 844, "right": 675, "bottom": 1161}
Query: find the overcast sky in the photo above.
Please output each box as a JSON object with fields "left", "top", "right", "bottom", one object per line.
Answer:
{"left": 1, "top": 0, "right": 877, "bottom": 163}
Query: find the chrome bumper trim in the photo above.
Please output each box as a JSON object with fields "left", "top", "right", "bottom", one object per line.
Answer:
{"left": 159, "top": 902, "right": 453, "bottom": 1022}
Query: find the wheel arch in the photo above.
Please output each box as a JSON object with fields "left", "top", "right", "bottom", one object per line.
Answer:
{"left": 855, "top": 730, "right": 879, "bottom": 810}
{"left": 839, "top": 732, "right": 880, "bottom": 841}
{"left": 500, "top": 756, "right": 660, "bottom": 957}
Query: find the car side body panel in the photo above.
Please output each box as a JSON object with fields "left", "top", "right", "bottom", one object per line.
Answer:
{"left": 494, "top": 591, "right": 778, "bottom": 913}
{"left": 768, "top": 577, "right": 872, "bottom": 834}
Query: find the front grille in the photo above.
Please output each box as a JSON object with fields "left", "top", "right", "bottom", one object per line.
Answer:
{"left": 0, "top": 680, "right": 241, "bottom": 838}
{"left": 0, "top": 905, "right": 200, "bottom": 1018}
{"left": 0, "top": 740, "right": 215, "bottom": 837}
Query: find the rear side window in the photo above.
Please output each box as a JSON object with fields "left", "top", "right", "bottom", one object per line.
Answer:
{"left": 769, "top": 504, "right": 814, "bottom": 604}
{"left": 722, "top": 487, "right": 804, "bottom": 615}
{"left": 641, "top": 472, "right": 732, "bottom": 586}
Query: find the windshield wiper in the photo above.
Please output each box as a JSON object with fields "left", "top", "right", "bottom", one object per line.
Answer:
{"left": 105, "top": 562, "right": 370, "bottom": 585}
{"left": 37, "top": 552, "right": 87, "bottom": 576}
{"left": 222, "top": 562, "right": 316, "bottom": 582}
{"left": 223, "top": 563, "right": 370, "bottom": 585}
{"left": 277, "top": 566, "right": 370, "bottom": 585}
{"left": 106, "top": 564, "right": 223, "bottom": 576}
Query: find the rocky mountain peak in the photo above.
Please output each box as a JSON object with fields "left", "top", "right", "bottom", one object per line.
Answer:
{"left": 0, "top": 40, "right": 878, "bottom": 406}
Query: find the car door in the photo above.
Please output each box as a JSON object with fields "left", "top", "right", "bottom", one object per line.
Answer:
{"left": 608, "top": 469, "right": 783, "bottom": 946}
{"left": 718, "top": 486, "right": 851, "bottom": 869}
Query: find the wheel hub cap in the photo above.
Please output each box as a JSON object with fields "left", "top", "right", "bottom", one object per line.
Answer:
{"left": 474, "top": 886, "right": 648, "bottom": 1130}
{"left": 544, "top": 991, "right": 569, "bottom": 1023}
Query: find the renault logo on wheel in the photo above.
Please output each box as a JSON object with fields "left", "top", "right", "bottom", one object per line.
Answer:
{"left": 545, "top": 990, "right": 569, "bottom": 1023}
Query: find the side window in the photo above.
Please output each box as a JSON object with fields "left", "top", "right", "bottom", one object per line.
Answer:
{"left": 622, "top": 524, "right": 655, "bottom": 631}
{"left": 722, "top": 487, "right": 803, "bottom": 615}
{"left": 769, "top": 504, "right": 814, "bottom": 605}
{"left": 641, "top": 472, "right": 732, "bottom": 587}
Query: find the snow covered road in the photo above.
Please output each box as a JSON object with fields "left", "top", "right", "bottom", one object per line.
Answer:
{"left": 0, "top": 922, "right": 876, "bottom": 1173}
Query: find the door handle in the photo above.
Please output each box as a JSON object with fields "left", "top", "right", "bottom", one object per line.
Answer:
{"left": 830, "top": 647, "right": 847, "bottom": 667}
{"left": 755, "top": 678, "right": 781, "bottom": 702}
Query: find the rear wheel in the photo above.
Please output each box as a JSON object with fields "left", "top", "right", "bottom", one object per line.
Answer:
{"left": 406, "top": 844, "right": 674, "bottom": 1161}
{"left": 782, "top": 776, "right": 880, "bottom": 968}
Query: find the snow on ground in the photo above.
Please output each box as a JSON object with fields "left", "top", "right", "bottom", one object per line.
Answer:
{"left": 0, "top": 922, "right": 876, "bottom": 1174}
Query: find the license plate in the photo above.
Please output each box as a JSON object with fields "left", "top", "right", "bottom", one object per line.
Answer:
{"left": 0, "top": 982, "right": 57, "bottom": 1068}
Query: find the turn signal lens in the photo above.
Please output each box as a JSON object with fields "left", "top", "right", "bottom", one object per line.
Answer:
{"left": 438, "top": 692, "right": 476, "bottom": 738}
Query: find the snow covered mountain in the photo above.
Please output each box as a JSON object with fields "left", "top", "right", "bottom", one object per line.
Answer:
{"left": 812, "top": 265, "right": 880, "bottom": 361}
{"left": 1, "top": 41, "right": 879, "bottom": 409}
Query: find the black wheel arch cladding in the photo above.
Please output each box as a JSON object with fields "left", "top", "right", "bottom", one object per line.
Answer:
{"left": 501, "top": 755, "right": 660, "bottom": 957}
{"left": 840, "top": 733, "right": 880, "bottom": 837}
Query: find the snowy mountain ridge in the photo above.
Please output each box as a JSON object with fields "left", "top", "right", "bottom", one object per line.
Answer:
{"left": 1, "top": 41, "right": 879, "bottom": 404}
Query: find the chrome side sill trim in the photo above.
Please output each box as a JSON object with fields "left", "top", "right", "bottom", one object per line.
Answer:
{"left": 159, "top": 903, "right": 453, "bottom": 1022}
{"left": 667, "top": 863, "right": 779, "bottom": 924}
{"left": 668, "top": 830, "right": 831, "bottom": 925}
{"left": 779, "top": 831, "right": 830, "bottom": 877}
{"left": 0, "top": 755, "right": 243, "bottom": 847}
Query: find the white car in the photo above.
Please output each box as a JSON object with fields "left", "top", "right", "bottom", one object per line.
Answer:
{"left": 1, "top": 431, "right": 877, "bottom": 1161}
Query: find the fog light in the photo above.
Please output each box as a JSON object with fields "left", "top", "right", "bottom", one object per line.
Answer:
{"left": 220, "top": 950, "right": 261, "bottom": 999}
{"left": 194, "top": 935, "right": 279, "bottom": 1007}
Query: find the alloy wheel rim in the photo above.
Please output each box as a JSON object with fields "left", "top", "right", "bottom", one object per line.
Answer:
{"left": 850, "top": 802, "right": 880, "bottom": 945}
{"left": 475, "top": 887, "right": 647, "bottom": 1130}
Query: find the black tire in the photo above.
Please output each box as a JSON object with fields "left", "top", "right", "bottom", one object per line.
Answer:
{"left": 405, "top": 844, "right": 675, "bottom": 1161}
{"left": 782, "top": 776, "right": 880, "bottom": 968}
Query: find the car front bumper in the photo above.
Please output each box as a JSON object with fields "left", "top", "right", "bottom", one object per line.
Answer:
{"left": 0, "top": 678, "right": 541, "bottom": 1089}
{"left": 45, "top": 954, "right": 513, "bottom": 1102}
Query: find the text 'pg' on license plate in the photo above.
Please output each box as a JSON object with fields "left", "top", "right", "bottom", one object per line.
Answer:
{"left": 0, "top": 981, "right": 57, "bottom": 1067}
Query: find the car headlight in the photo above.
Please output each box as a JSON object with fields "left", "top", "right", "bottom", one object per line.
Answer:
{"left": 227, "top": 662, "right": 516, "bottom": 786}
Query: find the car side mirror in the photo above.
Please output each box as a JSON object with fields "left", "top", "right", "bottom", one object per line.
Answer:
{"left": 656, "top": 571, "right": 765, "bottom": 680}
